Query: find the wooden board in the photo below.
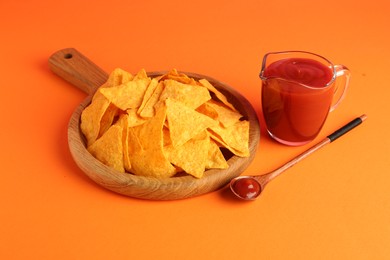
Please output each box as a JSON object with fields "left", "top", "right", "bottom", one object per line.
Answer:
{"left": 49, "top": 48, "right": 260, "bottom": 200}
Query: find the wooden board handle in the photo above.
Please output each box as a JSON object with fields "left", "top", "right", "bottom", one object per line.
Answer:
{"left": 48, "top": 48, "right": 109, "bottom": 95}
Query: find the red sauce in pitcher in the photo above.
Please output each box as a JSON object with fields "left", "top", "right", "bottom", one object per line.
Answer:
{"left": 262, "top": 58, "right": 334, "bottom": 145}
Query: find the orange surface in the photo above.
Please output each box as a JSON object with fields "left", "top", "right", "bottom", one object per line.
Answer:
{"left": 1, "top": 0, "right": 390, "bottom": 259}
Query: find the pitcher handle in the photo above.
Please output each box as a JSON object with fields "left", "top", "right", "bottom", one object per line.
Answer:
{"left": 330, "top": 64, "right": 351, "bottom": 112}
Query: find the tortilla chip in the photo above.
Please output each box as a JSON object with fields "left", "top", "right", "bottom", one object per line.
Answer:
{"left": 138, "top": 81, "right": 164, "bottom": 118}
{"left": 160, "top": 69, "right": 198, "bottom": 85}
{"left": 126, "top": 108, "right": 147, "bottom": 127}
{"left": 99, "top": 78, "right": 150, "bottom": 110}
{"left": 208, "top": 120, "right": 250, "bottom": 157}
{"left": 133, "top": 68, "right": 148, "bottom": 80}
{"left": 195, "top": 102, "right": 219, "bottom": 120}
{"left": 199, "top": 78, "right": 237, "bottom": 111}
{"left": 87, "top": 124, "right": 124, "bottom": 173}
{"left": 105, "top": 68, "right": 134, "bottom": 87}
{"left": 205, "top": 140, "right": 229, "bottom": 169}
{"left": 206, "top": 100, "right": 243, "bottom": 127}
{"left": 166, "top": 98, "right": 218, "bottom": 147}
{"left": 114, "top": 114, "right": 132, "bottom": 172}
{"left": 81, "top": 91, "right": 111, "bottom": 147}
{"left": 128, "top": 104, "right": 176, "bottom": 178}
{"left": 98, "top": 103, "right": 119, "bottom": 138}
{"left": 164, "top": 131, "right": 210, "bottom": 178}
{"left": 158, "top": 79, "right": 211, "bottom": 109}
{"left": 137, "top": 78, "right": 159, "bottom": 116}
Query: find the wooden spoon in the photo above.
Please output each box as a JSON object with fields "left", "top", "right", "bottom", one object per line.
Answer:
{"left": 230, "top": 114, "right": 367, "bottom": 200}
{"left": 48, "top": 48, "right": 260, "bottom": 200}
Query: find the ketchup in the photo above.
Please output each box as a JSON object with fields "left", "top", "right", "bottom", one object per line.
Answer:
{"left": 263, "top": 58, "right": 333, "bottom": 87}
{"left": 232, "top": 178, "right": 261, "bottom": 200}
{"left": 262, "top": 58, "right": 334, "bottom": 144}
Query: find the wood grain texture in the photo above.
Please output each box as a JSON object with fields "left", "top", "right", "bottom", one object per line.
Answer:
{"left": 49, "top": 48, "right": 260, "bottom": 200}
{"left": 49, "top": 48, "right": 108, "bottom": 95}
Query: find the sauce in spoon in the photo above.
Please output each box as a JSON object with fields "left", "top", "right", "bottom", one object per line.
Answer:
{"left": 231, "top": 177, "right": 262, "bottom": 200}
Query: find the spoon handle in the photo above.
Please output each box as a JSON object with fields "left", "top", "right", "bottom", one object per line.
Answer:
{"left": 327, "top": 114, "right": 367, "bottom": 142}
{"left": 265, "top": 114, "right": 367, "bottom": 182}
{"left": 48, "top": 48, "right": 108, "bottom": 95}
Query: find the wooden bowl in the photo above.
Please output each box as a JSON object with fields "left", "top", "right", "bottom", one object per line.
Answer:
{"left": 49, "top": 48, "right": 260, "bottom": 200}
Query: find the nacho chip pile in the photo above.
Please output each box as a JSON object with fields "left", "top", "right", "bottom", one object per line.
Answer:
{"left": 80, "top": 68, "right": 250, "bottom": 178}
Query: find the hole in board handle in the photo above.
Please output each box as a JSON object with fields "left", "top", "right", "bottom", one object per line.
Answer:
{"left": 64, "top": 53, "right": 73, "bottom": 59}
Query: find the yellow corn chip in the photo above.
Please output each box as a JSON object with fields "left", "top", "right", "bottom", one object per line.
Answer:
{"left": 98, "top": 103, "right": 119, "bottom": 139}
{"left": 137, "top": 78, "right": 159, "bottom": 116}
{"left": 162, "top": 126, "right": 172, "bottom": 147}
{"left": 160, "top": 69, "right": 197, "bottom": 85}
{"left": 164, "top": 131, "right": 210, "bottom": 178}
{"left": 166, "top": 98, "right": 218, "bottom": 147}
{"left": 126, "top": 108, "right": 146, "bottom": 127}
{"left": 199, "top": 78, "right": 237, "bottom": 111}
{"left": 208, "top": 120, "right": 250, "bottom": 157}
{"left": 206, "top": 100, "right": 243, "bottom": 127}
{"left": 205, "top": 140, "right": 229, "bottom": 169}
{"left": 137, "top": 81, "right": 164, "bottom": 118}
{"left": 87, "top": 124, "right": 124, "bottom": 173}
{"left": 105, "top": 68, "right": 134, "bottom": 87}
{"left": 99, "top": 78, "right": 150, "bottom": 110}
{"left": 126, "top": 126, "right": 143, "bottom": 156}
{"left": 158, "top": 79, "right": 211, "bottom": 109}
{"left": 115, "top": 114, "right": 132, "bottom": 172}
{"left": 195, "top": 102, "right": 219, "bottom": 120}
{"left": 81, "top": 91, "right": 111, "bottom": 147}
{"left": 133, "top": 68, "right": 148, "bottom": 80}
{"left": 128, "top": 104, "right": 176, "bottom": 178}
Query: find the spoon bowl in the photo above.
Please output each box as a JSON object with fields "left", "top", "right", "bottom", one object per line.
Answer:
{"left": 230, "top": 176, "right": 263, "bottom": 200}
{"left": 49, "top": 48, "right": 260, "bottom": 200}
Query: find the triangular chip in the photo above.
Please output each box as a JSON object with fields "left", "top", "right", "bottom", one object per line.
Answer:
{"left": 81, "top": 91, "right": 111, "bottom": 147}
{"left": 115, "top": 114, "right": 132, "bottom": 172}
{"left": 162, "top": 126, "right": 172, "bottom": 147}
{"left": 137, "top": 81, "right": 164, "bottom": 118}
{"left": 132, "top": 104, "right": 167, "bottom": 150}
{"left": 208, "top": 120, "right": 250, "bottom": 157}
{"left": 164, "top": 131, "right": 210, "bottom": 178}
{"left": 105, "top": 68, "right": 134, "bottom": 87}
{"left": 98, "top": 103, "right": 119, "bottom": 139}
{"left": 206, "top": 100, "right": 243, "bottom": 127}
{"left": 133, "top": 68, "right": 148, "bottom": 80}
{"left": 166, "top": 98, "right": 218, "bottom": 147}
{"left": 205, "top": 140, "right": 229, "bottom": 169}
{"left": 126, "top": 127, "right": 143, "bottom": 156}
{"left": 158, "top": 79, "right": 211, "bottom": 109}
{"left": 199, "top": 78, "right": 237, "bottom": 111}
{"left": 137, "top": 78, "right": 159, "bottom": 115}
{"left": 196, "top": 102, "right": 219, "bottom": 120}
{"left": 126, "top": 108, "right": 146, "bottom": 127}
{"left": 160, "top": 69, "right": 198, "bottom": 85}
{"left": 99, "top": 78, "right": 150, "bottom": 110}
{"left": 128, "top": 149, "right": 177, "bottom": 178}
{"left": 87, "top": 124, "right": 125, "bottom": 173}
{"left": 128, "top": 104, "right": 176, "bottom": 178}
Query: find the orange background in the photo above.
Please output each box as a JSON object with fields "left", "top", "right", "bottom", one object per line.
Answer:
{"left": 1, "top": 0, "right": 390, "bottom": 259}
